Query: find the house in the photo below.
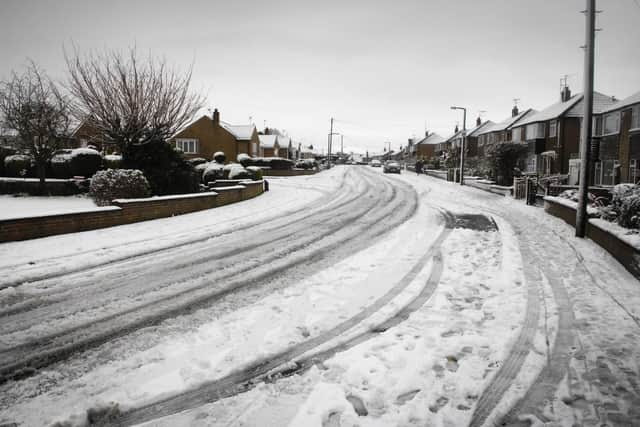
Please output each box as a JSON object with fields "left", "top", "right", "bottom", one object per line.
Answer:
{"left": 465, "top": 118, "right": 495, "bottom": 159}
{"left": 299, "top": 144, "right": 316, "bottom": 159}
{"left": 511, "top": 86, "right": 617, "bottom": 177}
{"left": 476, "top": 106, "right": 537, "bottom": 158}
{"left": 170, "top": 109, "right": 260, "bottom": 161}
{"left": 277, "top": 135, "right": 292, "bottom": 159}
{"left": 70, "top": 119, "right": 116, "bottom": 153}
{"left": 596, "top": 91, "right": 640, "bottom": 184}
{"left": 259, "top": 134, "right": 280, "bottom": 157}
{"left": 416, "top": 132, "right": 446, "bottom": 159}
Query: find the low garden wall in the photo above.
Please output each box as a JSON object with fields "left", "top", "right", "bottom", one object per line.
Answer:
{"left": 544, "top": 196, "right": 640, "bottom": 279}
{"left": 0, "top": 180, "right": 264, "bottom": 243}
{"left": 424, "top": 170, "right": 447, "bottom": 180}
{"left": 261, "top": 168, "right": 316, "bottom": 176}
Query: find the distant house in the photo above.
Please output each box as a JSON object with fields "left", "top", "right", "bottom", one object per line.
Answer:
{"left": 465, "top": 119, "right": 494, "bottom": 159}
{"left": 259, "top": 134, "right": 280, "bottom": 157}
{"left": 596, "top": 91, "right": 640, "bottom": 184}
{"left": 511, "top": 86, "right": 617, "bottom": 178}
{"left": 170, "top": 109, "right": 260, "bottom": 161}
{"left": 476, "top": 106, "right": 536, "bottom": 158}
{"left": 299, "top": 144, "right": 316, "bottom": 159}
{"left": 277, "top": 135, "right": 292, "bottom": 159}
{"left": 71, "top": 119, "right": 115, "bottom": 153}
{"left": 416, "top": 132, "right": 445, "bottom": 159}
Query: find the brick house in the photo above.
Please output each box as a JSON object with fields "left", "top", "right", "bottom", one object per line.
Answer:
{"left": 170, "top": 109, "right": 260, "bottom": 161}
{"left": 596, "top": 92, "right": 640, "bottom": 184}
{"left": 258, "top": 134, "right": 280, "bottom": 157}
{"left": 476, "top": 107, "right": 536, "bottom": 158}
{"left": 510, "top": 87, "right": 616, "bottom": 178}
{"left": 415, "top": 132, "right": 445, "bottom": 159}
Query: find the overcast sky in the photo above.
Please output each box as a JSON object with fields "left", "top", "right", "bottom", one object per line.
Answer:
{"left": 1, "top": 0, "right": 639, "bottom": 154}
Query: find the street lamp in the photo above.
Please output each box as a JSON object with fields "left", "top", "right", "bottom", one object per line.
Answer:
{"left": 450, "top": 106, "right": 467, "bottom": 185}
{"left": 385, "top": 141, "right": 391, "bottom": 153}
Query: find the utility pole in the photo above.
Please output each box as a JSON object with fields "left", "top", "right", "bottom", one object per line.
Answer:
{"left": 328, "top": 117, "right": 334, "bottom": 169}
{"left": 576, "top": 0, "right": 596, "bottom": 238}
{"left": 451, "top": 106, "right": 467, "bottom": 185}
{"left": 340, "top": 134, "right": 344, "bottom": 156}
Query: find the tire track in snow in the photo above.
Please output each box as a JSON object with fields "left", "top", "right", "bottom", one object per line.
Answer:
{"left": 0, "top": 169, "right": 418, "bottom": 383}
{"left": 0, "top": 170, "right": 356, "bottom": 289}
{"left": 113, "top": 207, "right": 455, "bottom": 427}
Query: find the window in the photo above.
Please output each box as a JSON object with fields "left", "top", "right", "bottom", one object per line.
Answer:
{"left": 631, "top": 105, "right": 640, "bottom": 130}
{"left": 251, "top": 142, "right": 257, "bottom": 156}
{"left": 549, "top": 120, "right": 557, "bottom": 137}
{"left": 80, "top": 138, "right": 88, "bottom": 148}
{"left": 175, "top": 138, "right": 198, "bottom": 154}
{"left": 630, "top": 159, "right": 638, "bottom": 184}
{"left": 512, "top": 127, "right": 522, "bottom": 142}
{"left": 525, "top": 123, "right": 545, "bottom": 140}
{"left": 603, "top": 112, "right": 620, "bottom": 135}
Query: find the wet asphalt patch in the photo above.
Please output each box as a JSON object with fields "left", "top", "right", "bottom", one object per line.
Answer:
{"left": 450, "top": 214, "right": 498, "bottom": 232}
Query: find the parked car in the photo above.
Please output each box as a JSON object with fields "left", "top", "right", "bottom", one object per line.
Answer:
{"left": 383, "top": 161, "right": 401, "bottom": 174}
{"left": 370, "top": 159, "right": 382, "bottom": 167}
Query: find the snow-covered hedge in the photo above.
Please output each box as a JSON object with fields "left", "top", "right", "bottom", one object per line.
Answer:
{"left": 202, "top": 162, "right": 224, "bottom": 184}
{"left": 295, "top": 159, "right": 317, "bottom": 170}
{"left": 213, "top": 151, "right": 226, "bottom": 164}
{"left": 606, "top": 184, "right": 640, "bottom": 229}
{"left": 4, "top": 154, "right": 33, "bottom": 177}
{"left": 241, "top": 157, "right": 294, "bottom": 170}
{"left": 0, "top": 146, "right": 17, "bottom": 176}
{"left": 246, "top": 166, "right": 263, "bottom": 180}
{"left": 103, "top": 154, "right": 123, "bottom": 169}
{"left": 89, "top": 169, "right": 151, "bottom": 206}
{"left": 69, "top": 148, "right": 102, "bottom": 177}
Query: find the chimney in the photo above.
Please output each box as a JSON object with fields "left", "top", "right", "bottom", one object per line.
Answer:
{"left": 561, "top": 86, "right": 571, "bottom": 102}
{"left": 212, "top": 108, "right": 220, "bottom": 125}
{"left": 512, "top": 105, "right": 519, "bottom": 117}
{"left": 454, "top": 124, "right": 459, "bottom": 133}
{"left": 425, "top": 130, "right": 429, "bottom": 137}
{"left": 476, "top": 116, "right": 482, "bottom": 126}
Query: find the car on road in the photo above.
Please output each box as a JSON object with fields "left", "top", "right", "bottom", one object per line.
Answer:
{"left": 383, "top": 161, "right": 401, "bottom": 174}
{"left": 370, "top": 159, "right": 382, "bottom": 167}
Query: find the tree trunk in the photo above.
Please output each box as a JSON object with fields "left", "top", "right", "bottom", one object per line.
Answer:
{"left": 37, "top": 161, "right": 46, "bottom": 196}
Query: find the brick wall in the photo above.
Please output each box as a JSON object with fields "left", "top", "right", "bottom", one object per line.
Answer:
{"left": 544, "top": 197, "right": 640, "bottom": 279}
{"left": 0, "top": 183, "right": 264, "bottom": 243}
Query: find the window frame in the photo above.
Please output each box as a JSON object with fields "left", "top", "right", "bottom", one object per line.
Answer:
{"left": 175, "top": 138, "right": 198, "bottom": 154}
{"left": 602, "top": 111, "right": 620, "bottom": 136}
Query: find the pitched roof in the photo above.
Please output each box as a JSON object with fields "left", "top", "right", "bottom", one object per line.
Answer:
{"left": 602, "top": 91, "right": 640, "bottom": 113}
{"left": 468, "top": 120, "right": 495, "bottom": 137}
{"left": 417, "top": 133, "right": 445, "bottom": 145}
{"left": 258, "top": 134, "right": 277, "bottom": 148}
{"left": 476, "top": 109, "right": 537, "bottom": 136}
{"left": 278, "top": 135, "right": 291, "bottom": 147}
{"left": 565, "top": 92, "right": 618, "bottom": 117}
{"left": 222, "top": 123, "right": 256, "bottom": 140}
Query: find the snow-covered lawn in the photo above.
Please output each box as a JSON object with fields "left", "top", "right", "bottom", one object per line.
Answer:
{"left": 0, "top": 194, "right": 97, "bottom": 220}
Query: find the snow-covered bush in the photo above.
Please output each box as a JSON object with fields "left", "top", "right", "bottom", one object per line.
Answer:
{"left": 237, "top": 153, "right": 251, "bottom": 166}
{"left": 295, "top": 159, "right": 317, "bottom": 170}
{"left": 50, "top": 150, "right": 73, "bottom": 178}
{"left": 246, "top": 166, "right": 263, "bottom": 180}
{"left": 558, "top": 189, "right": 580, "bottom": 202}
{"left": 228, "top": 166, "right": 252, "bottom": 180}
{"left": 609, "top": 184, "right": 640, "bottom": 229}
{"left": 4, "top": 154, "right": 33, "bottom": 177}
{"left": 89, "top": 169, "right": 150, "bottom": 206}
{"left": 0, "top": 146, "right": 16, "bottom": 176}
{"left": 202, "top": 162, "right": 224, "bottom": 184}
{"left": 193, "top": 161, "right": 209, "bottom": 179}
{"left": 103, "top": 154, "right": 123, "bottom": 169}
{"left": 213, "top": 151, "right": 226, "bottom": 164}
{"left": 69, "top": 148, "right": 102, "bottom": 177}
{"left": 241, "top": 157, "right": 294, "bottom": 170}
{"left": 187, "top": 157, "right": 208, "bottom": 166}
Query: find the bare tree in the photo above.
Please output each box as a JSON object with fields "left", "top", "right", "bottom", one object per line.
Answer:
{"left": 0, "top": 61, "right": 71, "bottom": 190}
{"left": 66, "top": 47, "right": 205, "bottom": 154}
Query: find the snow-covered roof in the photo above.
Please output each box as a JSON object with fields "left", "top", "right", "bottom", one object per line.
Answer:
{"left": 258, "top": 134, "right": 278, "bottom": 148}
{"left": 565, "top": 92, "right": 617, "bottom": 117}
{"left": 416, "top": 133, "right": 445, "bottom": 145}
{"left": 278, "top": 135, "right": 291, "bottom": 147}
{"left": 222, "top": 123, "right": 256, "bottom": 140}
{"left": 467, "top": 121, "right": 495, "bottom": 137}
{"left": 476, "top": 109, "right": 537, "bottom": 136}
{"left": 602, "top": 91, "right": 640, "bottom": 114}
{"left": 516, "top": 92, "right": 615, "bottom": 127}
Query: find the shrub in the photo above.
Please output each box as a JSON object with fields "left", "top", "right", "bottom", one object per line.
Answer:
{"left": 486, "top": 143, "right": 528, "bottom": 186}
{"left": 609, "top": 184, "right": 640, "bottom": 229}
{"left": 237, "top": 153, "right": 251, "bottom": 166}
{"left": 89, "top": 169, "right": 150, "bottom": 206}
{"left": 123, "top": 138, "right": 199, "bottom": 195}
{"left": 103, "top": 154, "right": 123, "bottom": 169}
{"left": 242, "top": 157, "right": 294, "bottom": 170}
{"left": 69, "top": 148, "right": 102, "bottom": 177}
{"left": 4, "top": 154, "right": 33, "bottom": 177}
{"left": 295, "top": 159, "right": 317, "bottom": 170}
{"left": 222, "top": 163, "right": 245, "bottom": 179}
{"left": 187, "top": 157, "right": 208, "bottom": 166}
{"left": 0, "top": 146, "right": 16, "bottom": 176}
{"left": 50, "top": 150, "right": 73, "bottom": 178}
{"left": 202, "top": 162, "right": 224, "bottom": 184}
{"left": 228, "top": 166, "right": 252, "bottom": 180}
{"left": 213, "top": 151, "right": 226, "bottom": 164}
{"left": 194, "top": 161, "right": 209, "bottom": 181}
{"left": 246, "top": 166, "right": 263, "bottom": 180}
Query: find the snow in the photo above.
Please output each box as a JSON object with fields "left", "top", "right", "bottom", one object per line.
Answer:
{"left": 0, "top": 194, "right": 99, "bottom": 220}
{"left": 1, "top": 166, "right": 639, "bottom": 427}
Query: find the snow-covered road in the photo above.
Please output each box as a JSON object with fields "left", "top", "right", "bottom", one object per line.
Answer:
{"left": 0, "top": 166, "right": 639, "bottom": 426}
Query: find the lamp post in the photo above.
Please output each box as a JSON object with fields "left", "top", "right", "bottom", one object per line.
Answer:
{"left": 328, "top": 131, "right": 340, "bottom": 167}
{"left": 450, "top": 106, "right": 467, "bottom": 185}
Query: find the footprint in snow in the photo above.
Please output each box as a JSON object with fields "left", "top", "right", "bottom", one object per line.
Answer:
{"left": 428, "top": 396, "right": 449, "bottom": 413}
{"left": 395, "top": 389, "right": 420, "bottom": 406}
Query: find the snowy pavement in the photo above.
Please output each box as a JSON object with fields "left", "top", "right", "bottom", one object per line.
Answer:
{"left": 0, "top": 166, "right": 639, "bottom": 426}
